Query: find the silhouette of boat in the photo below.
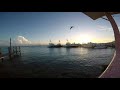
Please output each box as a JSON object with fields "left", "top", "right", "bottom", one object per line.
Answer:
{"left": 64, "top": 40, "right": 79, "bottom": 48}
{"left": 48, "top": 40, "right": 62, "bottom": 48}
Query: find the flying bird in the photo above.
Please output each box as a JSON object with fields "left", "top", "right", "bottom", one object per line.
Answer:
{"left": 70, "top": 26, "right": 74, "bottom": 30}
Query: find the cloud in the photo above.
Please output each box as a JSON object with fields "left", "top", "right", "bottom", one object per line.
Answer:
{"left": 14, "top": 36, "right": 31, "bottom": 45}
{"left": 17, "top": 36, "right": 31, "bottom": 44}
{"left": 0, "top": 36, "right": 32, "bottom": 46}
{"left": 97, "top": 25, "right": 112, "bottom": 32}
{"left": 97, "top": 25, "right": 120, "bottom": 32}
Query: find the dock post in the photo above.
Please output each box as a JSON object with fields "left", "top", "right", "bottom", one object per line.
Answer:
{"left": 15, "top": 46, "right": 18, "bottom": 56}
{"left": 0, "top": 48, "right": 2, "bottom": 58}
{"left": 0, "top": 48, "right": 3, "bottom": 62}
{"left": 8, "top": 38, "right": 12, "bottom": 60}
{"left": 13, "top": 46, "right": 15, "bottom": 57}
{"left": 19, "top": 46, "right": 21, "bottom": 56}
{"left": 10, "top": 38, "right": 11, "bottom": 49}
{"left": 8, "top": 47, "right": 12, "bottom": 60}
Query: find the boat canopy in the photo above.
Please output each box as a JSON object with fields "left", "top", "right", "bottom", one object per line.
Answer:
{"left": 83, "top": 12, "right": 120, "bottom": 20}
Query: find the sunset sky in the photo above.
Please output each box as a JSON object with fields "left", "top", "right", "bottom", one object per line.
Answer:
{"left": 0, "top": 12, "right": 120, "bottom": 46}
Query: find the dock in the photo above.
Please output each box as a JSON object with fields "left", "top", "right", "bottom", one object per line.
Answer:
{"left": 0, "top": 46, "right": 21, "bottom": 62}
{"left": 0, "top": 38, "right": 21, "bottom": 62}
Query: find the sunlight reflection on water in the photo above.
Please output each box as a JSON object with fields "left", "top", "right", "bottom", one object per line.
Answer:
{"left": 0, "top": 46, "right": 115, "bottom": 78}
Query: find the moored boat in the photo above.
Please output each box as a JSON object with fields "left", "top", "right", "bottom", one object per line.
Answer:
{"left": 64, "top": 40, "right": 80, "bottom": 48}
{"left": 48, "top": 40, "right": 62, "bottom": 48}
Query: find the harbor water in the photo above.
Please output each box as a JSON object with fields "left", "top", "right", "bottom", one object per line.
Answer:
{"left": 0, "top": 46, "right": 115, "bottom": 78}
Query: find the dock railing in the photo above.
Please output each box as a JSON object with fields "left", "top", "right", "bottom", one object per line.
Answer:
{"left": 0, "top": 46, "right": 21, "bottom": 61}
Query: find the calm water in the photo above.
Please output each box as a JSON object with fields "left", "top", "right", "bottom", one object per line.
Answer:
{"left": 0, "top": 46, "right": 115, "bottom": 78}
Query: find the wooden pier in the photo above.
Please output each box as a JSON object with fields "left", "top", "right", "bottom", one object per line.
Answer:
{"left": 0, "top": 46, "right": 21, "bottom": 61}
{"left": 0, "top": 38, "right": 21, "bottom": 62}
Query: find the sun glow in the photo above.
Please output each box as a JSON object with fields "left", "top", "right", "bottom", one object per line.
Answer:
{"left": 73, "top": 34, "right": 92, "bottom": 44}
{"left": 79, "top": 34, "right": 92, "bottom": 44}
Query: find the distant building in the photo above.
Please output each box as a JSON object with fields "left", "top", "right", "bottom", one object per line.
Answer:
{"left": 81, "top": 42, "right": 95, "bottom": 48}
{"left": 81, "top": 41, "right": 115, "bottom": 49}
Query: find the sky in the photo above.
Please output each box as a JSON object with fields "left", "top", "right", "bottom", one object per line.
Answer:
{"left": 0, "top": 12, "right": 120, "bottom": 46}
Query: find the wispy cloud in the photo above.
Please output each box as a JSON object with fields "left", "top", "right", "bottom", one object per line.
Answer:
{"left": 97, "top": 25, "right": 120, "bottom": 32}
{"left": 97, "top": 25, "right": 112, "bottom": 32}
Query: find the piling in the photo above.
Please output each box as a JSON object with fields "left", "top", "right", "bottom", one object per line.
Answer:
{"left": 0, "top": 48, "right": 4, "bottom": 62}
{"left": 0, "top": 38, "right": 22, "bottom": 61}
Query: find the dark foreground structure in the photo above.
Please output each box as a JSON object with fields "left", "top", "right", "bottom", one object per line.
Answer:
{"left": 83, "top": 12, "right": 120, "bottom": 78}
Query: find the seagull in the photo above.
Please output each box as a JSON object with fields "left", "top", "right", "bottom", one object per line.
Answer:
{"left": 70, "top": 26, "right": 74, "bottom": 30}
